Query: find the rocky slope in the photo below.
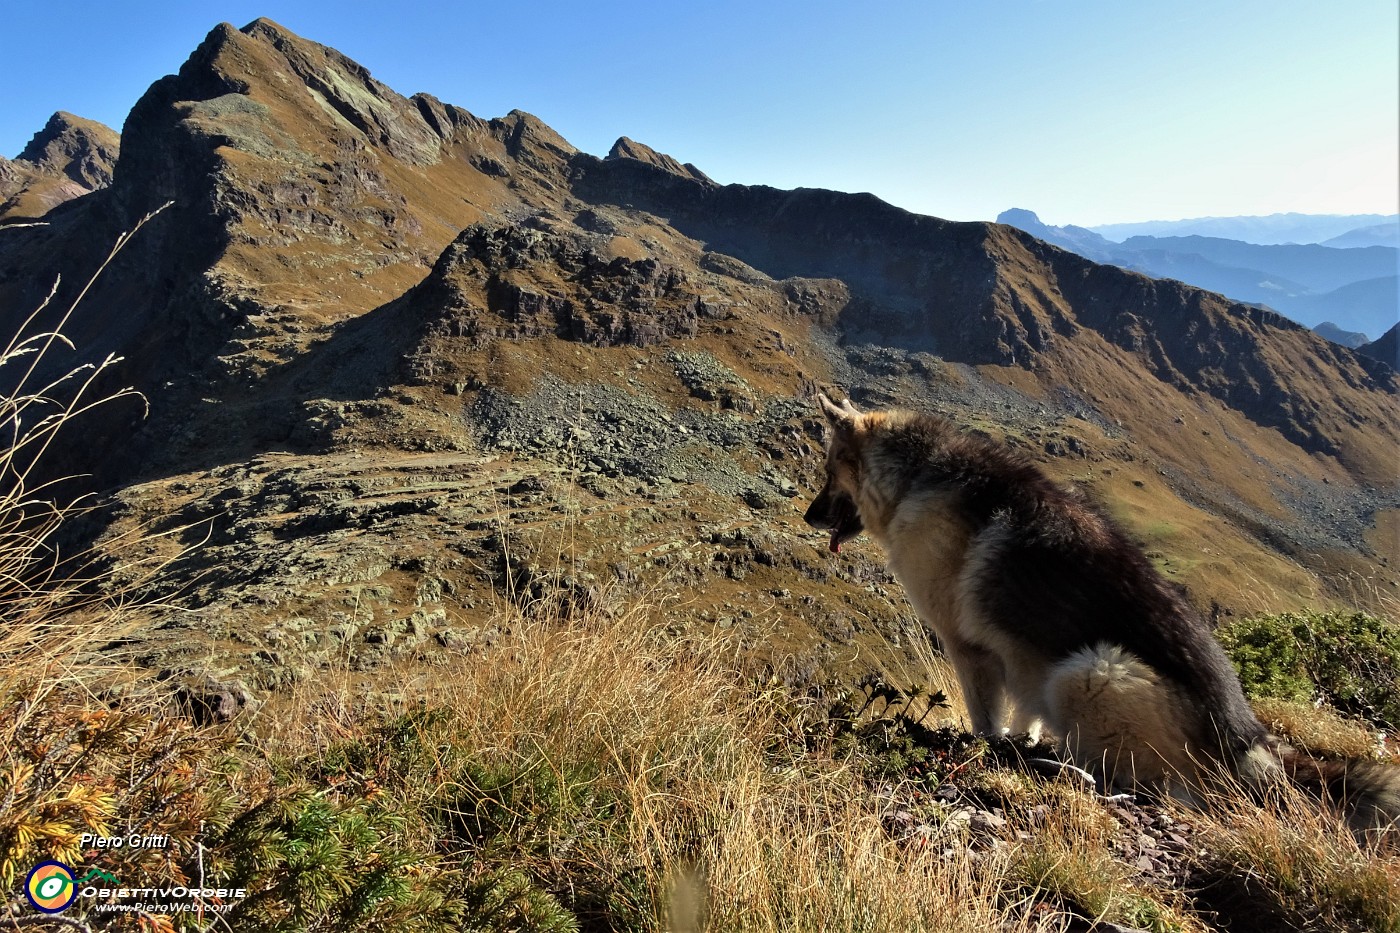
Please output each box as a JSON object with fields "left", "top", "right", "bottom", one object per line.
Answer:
{"left": 0, "top": 111, "right": 119, "bottom": 221}
{"left": 1, "top": 19, "right": 1396, "bottom": 702}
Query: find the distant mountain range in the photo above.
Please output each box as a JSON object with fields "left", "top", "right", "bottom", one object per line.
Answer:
{"left": 1322, "top": 224, "right": 1400, "bottom": 249}
{"left": 998, "top": 209, "right": 1398, "bottom": 354}
{"left": 1088, "top": 212, "right": 1400, "bottom": 247}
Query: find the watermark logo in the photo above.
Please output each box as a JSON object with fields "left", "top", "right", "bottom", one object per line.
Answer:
{"left": 22, "top": 857, "right": 245, "bottom": 917}
{"left": 79, "top": 868, "right": 121, "bottom": 885}
{"left": 25, "top": 861, "right": 78, "bottom": 914}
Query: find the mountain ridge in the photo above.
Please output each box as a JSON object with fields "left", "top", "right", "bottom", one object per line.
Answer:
{"left": 1324, "top": 223, "right": 1400, "bottom": 249}
{"left": 1090, "top": 211, "right": 1400, "bottom": 246}
{"left": 0, "top": 19, "right": 1395, "bottom": 690}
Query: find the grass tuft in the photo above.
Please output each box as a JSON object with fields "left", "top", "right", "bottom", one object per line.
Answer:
{"left": 1189, "top": 783, "right": 1400, "bottom": 933}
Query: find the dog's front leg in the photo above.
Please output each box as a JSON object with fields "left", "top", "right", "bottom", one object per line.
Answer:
{"left": 942, "top": 637, "right": 1009, "bottom": 735}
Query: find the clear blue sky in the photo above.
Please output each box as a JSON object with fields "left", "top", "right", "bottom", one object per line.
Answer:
{"left": 2, "top": 1, "right": 1396, "bottom": 226}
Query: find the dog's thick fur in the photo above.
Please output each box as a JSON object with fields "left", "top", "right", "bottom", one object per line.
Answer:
{"left": 805, "top": 393, "right": 1400, "bottom": 832}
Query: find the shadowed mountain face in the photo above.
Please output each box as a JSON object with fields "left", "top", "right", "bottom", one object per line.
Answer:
{"left": 0, "top": 19, "right": 1395, "bottom": 689}
{"left": 1361, "top": 323, "right": 1400, "bottom": 371}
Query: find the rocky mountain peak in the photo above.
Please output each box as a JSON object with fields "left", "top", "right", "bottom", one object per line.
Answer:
{"left": 237, "top": 17, "right": 447, "bottom": 165}
{"left": 996, "top": 207, "right": 1044, "bottom": 229}
{"left": 16, "top": 111, "right": 120, "bottom": 185}
{"left": 606, "top": 136, "right": 712, "bottom": 183}
{"left": 122, "top": 18, "right": 447, "bottom": 172}
{"left": 493, "top": 109, "right": 578, "bottom": 173}
{"left": 97, "top": 17, "right": 594, "bottom": 328}
{"left": 0, "top": 111, "right": 119, "bottom": 221}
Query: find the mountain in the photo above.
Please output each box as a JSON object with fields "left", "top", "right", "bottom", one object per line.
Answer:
{"left": 1313, "top": 321, "right": 1372, "bottom": 349}
{"left": 1090, "top": 212, "right": 1400, "bottom": 246}
{"left": 1, "top": 19, "right": 1396, "bottom": 693}
{"left": 1324, "top": 223, "right": 1400, "bottom": 249}
{"left": 995, "top": 208, "right": 1121, "bottom": 261}
{"left": 1113, "top": 248, "right": 1315, "bottom": 308}
{"left": 1117, "top": 236, "right": 1399, "bottom": 337}
{"left": 1116, "top": 235, "right": 1398, "bottom": 295}
{"left": 1288, "top": 276, "right": 1399, "bottom": 337}
{"left": 999, "top": 211, "right": 1399, "bottom": 339}
{"left": 607, "top": 136, "right": 712, "bottom": 183}
{"left": 1360, "top": 323, "right": 1400, "bottom": 371}
{"left": 0, "top": 111, "right": 119, "bottom": 221}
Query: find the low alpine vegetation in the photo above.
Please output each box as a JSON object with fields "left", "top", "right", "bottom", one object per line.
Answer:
{"left": 1219, "top": 608, "right": 1400, "bottom": 730}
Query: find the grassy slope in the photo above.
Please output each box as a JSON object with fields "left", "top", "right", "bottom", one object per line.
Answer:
{"left": 6, "top": 585, "right": 1400, "bottom": 932}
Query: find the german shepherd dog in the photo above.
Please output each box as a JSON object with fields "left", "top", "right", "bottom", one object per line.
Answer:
{"left": 804, "top": 393, "right": 1399, "bottom": 831}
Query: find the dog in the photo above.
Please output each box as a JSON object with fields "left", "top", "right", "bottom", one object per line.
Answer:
{"left": 804, "top": 392, "right": 1399, "bottom": 831}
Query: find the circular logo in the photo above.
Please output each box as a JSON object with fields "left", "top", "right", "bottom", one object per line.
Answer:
{"left": 25, "top": 861, "right": 78, "bottom": 913}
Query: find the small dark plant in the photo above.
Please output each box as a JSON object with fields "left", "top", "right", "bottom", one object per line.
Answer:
{"left": 813, "top": 675, "right": 949, "bottom": 779}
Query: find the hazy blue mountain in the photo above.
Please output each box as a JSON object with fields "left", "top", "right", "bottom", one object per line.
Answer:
{"left": 1114, "top": 250, "right": 1313, "bottom": 307}
{"left": 998, "top": 209, "right": 1399, "bottom": 341}
{"left": 1322, "top": 223, "right": 1400, "bottom": 249}
{"left": 995, "top": 209, "right": 1121, "bottom": 261}
{"left": 1314, "top": 322, "right": 1372, "bottom": 349}
{"left": 1117, "top": 236, "right": 1398, "bottom": 294}
{"left": 1286, "top": 276, "right": 1399, "bottom": 337}
{"left": 1090, "top": 213, "right": 1399, "bottom": 246}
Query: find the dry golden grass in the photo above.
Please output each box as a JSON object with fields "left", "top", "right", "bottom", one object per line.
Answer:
{"left": 0, "top": 205, "right": 175, "bottom": 694}
{"left": 255, "top": 591, "right": 1042, "bottom": 932}
{"left": 1189, "top": 780, "right": 1400, "bottom": 933}
{"left": 1002, "top": 789, "right": 1204, "bottom": 933}
{"left": 248, "top": 579, "right": 1225, "bottom": 932}
{"left": 227, "top": 514, "right": 1400, "bottom": 932}
{"left": 1253, "top": 697, "right": 1391, "bottom": 762}
{"left": 6, "top": 545, "right": 1399, "bottom": 931}
{"left": 0, "top": 207, "right": 233, "bottom": 908}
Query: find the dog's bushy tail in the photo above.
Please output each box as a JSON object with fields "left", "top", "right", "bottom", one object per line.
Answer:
{"left": 1276, "top": 747, "right": 1400, "bottom": 836}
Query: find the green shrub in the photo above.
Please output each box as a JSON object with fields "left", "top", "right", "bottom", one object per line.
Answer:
{"left": 303, "top": 707, "right": 638, "bottom": 932}
{"left": 214, "top": 787, "right": 464, "bottom": 933}
{"left": 0, "top": 698, "right": 240, "bottom": 897}
{"left": 1218, "top": 610, "right": 1400, "bottom": 729}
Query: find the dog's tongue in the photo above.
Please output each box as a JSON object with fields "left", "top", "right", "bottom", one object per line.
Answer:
{"left": 830, "top": 532, "right": 841, "bottom": 554}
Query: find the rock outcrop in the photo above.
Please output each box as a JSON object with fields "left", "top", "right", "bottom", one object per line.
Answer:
{"left": 606, "top": 136, "right": 713, "bottom": 184}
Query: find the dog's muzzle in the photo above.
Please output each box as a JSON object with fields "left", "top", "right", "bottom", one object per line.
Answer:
{"left": 804, "top": 488, "right": 864, "bottom": 553}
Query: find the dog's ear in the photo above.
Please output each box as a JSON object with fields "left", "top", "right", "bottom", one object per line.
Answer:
{"left": 816, "top": 393, "right": 862, "bottom": 430}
